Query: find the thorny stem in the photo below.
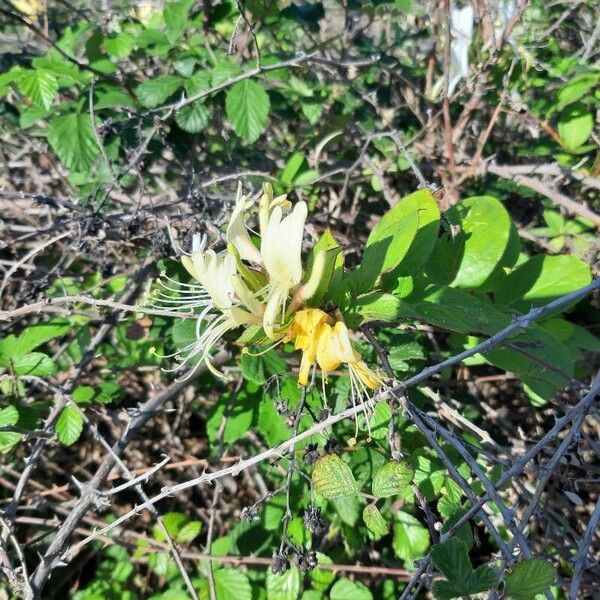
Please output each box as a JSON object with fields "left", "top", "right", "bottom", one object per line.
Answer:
{"left": 278, "top": 387, "right": 308, "bottom": 555}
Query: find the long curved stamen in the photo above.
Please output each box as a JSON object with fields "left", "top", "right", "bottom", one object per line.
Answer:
{"left": 163, "top": 314, "right": 236, "bottom": 381}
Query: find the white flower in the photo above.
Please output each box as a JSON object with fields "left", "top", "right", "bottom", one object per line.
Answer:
{"left": 448, "top": 5, "right": 474, "bottom": 96}
{"left": 174, "top": 235, "right": 262, "bottom": 379}
{"left": 226, "top": 183, "right": 263, "bottom": 265}
{"left": 260, "top": 200, "right": 308, "bottom": 339}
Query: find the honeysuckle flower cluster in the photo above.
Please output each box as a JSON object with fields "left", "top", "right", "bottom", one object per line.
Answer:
{"left": 153, "top": 183, "right": 382, "bottom": 403}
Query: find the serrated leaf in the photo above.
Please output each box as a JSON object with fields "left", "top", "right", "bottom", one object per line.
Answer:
{"left": 431, "top": 537, "right": 497, "bottom": 599}
{"left": 18, "top": 69, "right": 58, "bottom": 111}
{"left": 363, "top": 503, "right": 389, "bottom": 536}
{"left": 14, "top": 320, "right": 70, "bottom": 355}
{"left": 47, "top": 113, "right": 99, "bottom": 171}
{"left": 175, "top": 100, "right": 210, "bottom": 133}
{"left": 55, "top": 405, "right": 83, "bottom": 446}
{"left": 372, "top": 460, "right": 414, "bottom": 498}
{"left": 225, "top": 79, "right": 270, "bottom": 143}
{"left": 135, "top": 75, "right": 182, "bottom": 108}
{"left": 176, "top": 520, "right": 202, "bottom": 543}
{"left": 267, "top": 567, "right": 301, "bottom": 600}
{"left": 330, "top": 578, "right": 373, "bottom": 600}
{"left": 73, "top": 385, "right": 95, "bottom": 405}
{"left": 164, "top": 0, "right": 194, "bottom": 44}
{"left": 103, "top": 33, "right": 135, "bottom": 59}
{"left": 19, "top": 104, "right": 49, "bottom": 128}
{"left": 154, "top": 512, "right": 187, "bottom": 541}
{"left": 312, "top": 454, "right": 358, "bottom": 499}
{"left": 240, "top": 352, "right": 266, "bottom": 384}
{"left": 5, "top": 352, "right": 56, "bottom": 376}
{"left": 431, "top": 538, "right": 472, "bottom": 584}
{"left": 505, "top": 559, "right": 555, "bottom": 600}
{"left": 214, "top": 569, "right": 251, "bottom": 600}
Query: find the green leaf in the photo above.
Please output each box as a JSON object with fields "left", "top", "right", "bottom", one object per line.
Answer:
{"left": 240, "top": 349, "right": 286, "bottom": 385}
{"left": 6, "top": 352, "right": 57, "bottom": 376}
{"left": 556, "top": 73, "right": 600, "bottom": 110}
{"left": 164, "top": 0, "right": 194, "bottom": 44}
{"left": 19, "top": 104, "right": 50, "bottom": 128}
{"left": 47, "top": 113, "right": 99, "bottom": 171}
{"left": 55, "top": 405, "right": 84, "bottom": 446}
{"left": 330, "top": 578, "right": 373, "bottom": 600}
{"left": 0, "top": 406, "right": 21, "bottom": 454}
{"left": 312, "top": 454, "right": 358, "bottom": 499}
{"left": 103, "top": 33, "right": 136, "bottom": 59}
{"left": 94, "top": 87, "right": 137, "bottom": 110}
{"left": 0, "top": 66, "right": 24, "bottom": 96}
{"left": 155, "top": 512, "right": 187, "bottom": 540}
{"left": 393, "top": 511, "right": 430, "bottom": 563}
{"left": 211, "top": 60, "right": 241, "bottom": 86}
{"left": 171, "top": 318, "right": 197, "bottom": 348}
{"left": 225, "top": 79, "right": 270, "bottom": 143}
{"left": 14, "top": 320, "right": 70, "bottom": 355}
{"left": 372, "top": 460, "right": 414, "bottom": 498}
{"left": 259, "top": 395, "right": 291, "bottom": 446}
{"left": 409, "top": 285, "right": 511, "bottom": 336}
{"left": 558, "top": 103, "right": 594, "bottom": 150}
{"left": 332, "top": 493, "right": 361, "bottom": 526}
{"left": 310, "top": 552, "right": 335, "bottom": 591}
{"left": 176, "top": 520, "right": 202, "bottom": 543}
{"left": 430, "top": 538, "right": 472, "bottom": 584}
{"left": 505, "top": 559, "right": 555, "bottom": 600}
{"left": 356, "top": 189, "right": 439, "bottom": 291}
{"left": 174, "top": 100, "right": 210, "bottom": 133}
{"left": 213, "top": 569, "right": 252, "bottom": 600}
{"left": 363, "top": 503, "right": 389, "bottom": 536}
{"left": 135, "top": 75, "right": 182, "bottom": 108}
{"left": 18, "top": 69, "right": 58, "bottom": 111}
{"left": 431, "top": 538, "right": 497, "bottom": 599}
{"left": 345, "top": 292, "right": 414, "bottom": 328}
{"left": 432, "top": 196, "right": 516, "bottom": 289}
{"left": 281, "top": 152, "right": 306, "bottom": 185}
{"left": 206, "top": 390, "right": 256, "bottom": 445}
{"left": 494, "top": 254, "right": 591, "bottom": 307}
{"left": 240, "top": 352, "right": 267, "bottom": 384}
{"left": 73, "top": 385, "right": 95, "bottom": 405}
{"left": 267, "top": 567, "right": 301, "bottom": 600}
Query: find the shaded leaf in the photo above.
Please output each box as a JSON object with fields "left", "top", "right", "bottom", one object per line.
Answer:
{"left": 505, "top": 559, "right": 555, "bottom": 600}
{"left": 175, "top": 100, "right": 210, "bottom": 133}
{"left": 136, "top": 75, "right": 182, "bottom": 108}
{"left": 47, "top": 113, "right": 99, "bottom": 171}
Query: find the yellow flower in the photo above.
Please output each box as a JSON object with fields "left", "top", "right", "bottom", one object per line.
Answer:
{"left": 286, "top": 309, "right": 382, "bottom": 392}
{"left": 284, "top": 308, "right": 331, "bottom": 385}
